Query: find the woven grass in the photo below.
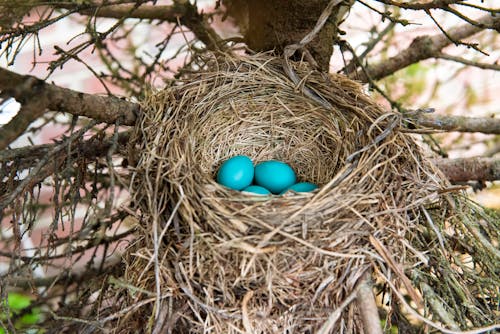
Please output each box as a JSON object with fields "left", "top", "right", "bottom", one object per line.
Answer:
{"left": 117, "top": 53, "right": 499, "bottom": 333}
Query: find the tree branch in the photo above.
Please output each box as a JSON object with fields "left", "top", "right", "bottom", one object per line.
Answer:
{"left": 432, "top": 157, "right": 500, "bottom": 182}
{"left": 407, "top": 113, "right": 500, "bottom": 134}
{"left": 436, "top": 53, "right": 500, "bottom": 71}
{"left": 0, "top": 99, "right": 46, "bottom": 150}
{"left": 54, "top": 1, "right": 223, "bottom": 51}
{"left": 0, "top": 130, "right": 130, "bottom": 204}
{"left": 356, "top": 272, "right": 383, "bottom": 334}
{"left": 406, "top": 113, "right": 500, "bottom": 134}
{"left": 0, "top": 67, "right": 138, "bottom": 131}
{"left": 374, "top": 0, "right": 462, "bottom": 11}
{"left": 350, "top": 14, "right": 500, "bottom": 82}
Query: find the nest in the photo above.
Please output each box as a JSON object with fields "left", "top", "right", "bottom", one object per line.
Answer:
{"left": 117, "top": 53, "right": 499, "bottom": 333}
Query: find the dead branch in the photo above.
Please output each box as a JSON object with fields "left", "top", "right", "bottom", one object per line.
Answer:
{"left": 0, "top": 130, "right": 129, "bottom": 163}
{"left": 407, "top": 113, "right": 500, "bottom": 134}
{"left": 432, "top": 157, "right": 500, "bottom": 182}
{"left": 0, "top": 67, "right": 138, "bottom": 131}
{"left": 350, "top": 14, "right": 499, "bottom": 82}
{"left": 54, "top": 1, "right": 223, "bottom": 51}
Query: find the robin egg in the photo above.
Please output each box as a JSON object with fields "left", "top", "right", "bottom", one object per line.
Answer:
{"left": 282, "top": 182, "right": 318, "bottom": 194}
{"left": 216, "top": 155, "right": 254, "bottom": 190}
{"left": 254, "top": 160, "right": 296, "bottom": 194}
{"left": 242, "top": 185, "right": 271, "bottom": 195}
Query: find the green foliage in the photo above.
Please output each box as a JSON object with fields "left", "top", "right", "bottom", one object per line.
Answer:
{"left": 380, "top": 319, "right": 399, "bottom": 334}
{"left": 0, "top": 293, "right": 42, "bottom": 334}
{"left": 379, "top": 62, "right": 436, "bottom": 106}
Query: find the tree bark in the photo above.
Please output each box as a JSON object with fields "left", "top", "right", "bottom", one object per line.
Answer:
{"left": 224, "top": 0, "right": 352, "bottom": 71}
{"left": 433, "top": 157, "right": 500, "bottom": 182}
{"left": 0, "top": 67, "right": 138, "bottom": 125}
{"left": 409, "top": 113, "right": 500, "bottom": 134}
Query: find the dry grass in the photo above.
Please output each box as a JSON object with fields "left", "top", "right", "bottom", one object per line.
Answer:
{"left": 112, "top": 52, "right": 500, "bottom": 333}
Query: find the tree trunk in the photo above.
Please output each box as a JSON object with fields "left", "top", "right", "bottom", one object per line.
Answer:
{"left": 224, "top": 0, "right": 349, "bottom": 71}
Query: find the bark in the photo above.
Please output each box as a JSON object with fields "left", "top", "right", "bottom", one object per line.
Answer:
{"left": 0, "top": 67, "right": 138, "bottom": 143}
{"left": 224, "top": 0, "right": 353, "bottom": 71}
{"left": 409, "top": 113, "right": 500, "bottom": 134}
{"left": 433, "top": 157, "right": 500, "bottom": 182}
{"left": 356, "top": 273, "right": 383, "bottom": 334}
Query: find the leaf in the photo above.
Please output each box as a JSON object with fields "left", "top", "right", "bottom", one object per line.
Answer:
{"left": 18, "top": 308, "right": 41, "bottom": 326}
{"left": 6, "top": 293, "right": 32, "bottom": 311}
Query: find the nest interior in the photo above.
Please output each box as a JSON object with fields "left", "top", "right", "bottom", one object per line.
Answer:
{"left": 118, "top": 53, "right": 499, "bottom": 333}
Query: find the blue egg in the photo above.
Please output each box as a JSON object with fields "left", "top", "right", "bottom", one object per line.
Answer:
{"left": 217, "top": 155, "right": 254, "bottom": 190}
{"left": 282, "top": 182, "right": 318, "bottom": 194}
{"left": 254, "top": 160, "right": 296, "bottom": 194}
{"left": 242, "top": 185, "right": 271, "bottom": 195}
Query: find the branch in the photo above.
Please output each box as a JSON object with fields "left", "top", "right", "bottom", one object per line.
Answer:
{"left": 436, "top": 53, "right": 500, "bottom": 71}
{"left": 432, "top": 157, "right": 500, "bottom": 182}
{"left": 356, "top": 272, "right": 383, "bottom": 334}
{"left": 351, "top": 14, "right": 500, "bottom": 82}
{"left": 0, "top": 67, "right": 138, "bottom": 130}
{"left": 407, "top": 113, "right": 500, "bottom": 134}
{"left": 54, "top": 1, "right": 223, "bottom": 51}
{"left": 0, "top": 99, "right": 46, "bottom": 150}
{"left": 0, "top": 130, "right": 130, "bottom": 208}
{"left": 374, "top": 0, "right": 462, "bottom": 11}
{"left": 374, "top": 0, "right": 499, "bottom": 19}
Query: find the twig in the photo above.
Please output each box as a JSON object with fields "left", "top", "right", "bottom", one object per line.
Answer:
{"left": 420, "top": 281, "right": 460, "bottom": 330}
{"left": 359, "top": 21, "right": 397, "bottom": 61}
{"left": 374, "top": 0, "right": 467, "bottom": 11}
{"left": 343, "top": 21, "right": 397, "bottom": 74}
{"left": 356, "top": 272, "right": 383, "bottom": 334}
{"left": 369, "top": 236, "right": 423, "bottom": 308}
{"left": 351, "top": 14, "right": 499, "bottom": 82}
{"left": 437, "top": 53, "right": 500, "bottom": 71}
{"left": 0, "top": 120, "right": 98, "bottom": 212}
{"left": 0, "top": 131, "right": 130, "bottom": 163}
{"left": 356, "top": 0, "right": 411, "bottom": 25}
{"left": 4, "top": 259, "right": 121, "bottom": 288}
{"left": 53, "top": 1, "right": 224, "bottom": 51}
{"left": 379, "top": 270, "right": 500, "bottom": 334}
{"left": 282, "top": 0, "right": 344, "bottom": 110}
{"left": 0, "top": 67, "right": 138, "bottom": 126}
{"left": 425, "top": 8, "right": 486, "bottom": 55}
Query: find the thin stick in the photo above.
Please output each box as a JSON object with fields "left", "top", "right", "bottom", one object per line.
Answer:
{"left": 356, "top": 272, "right": 383, "bottom": 334}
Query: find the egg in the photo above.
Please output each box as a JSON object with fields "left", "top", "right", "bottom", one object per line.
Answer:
{"left": 282, "top": 182, "right": 318, "bottom": 194}
{"left": 242, "top": 185, "right": 271, "bottom": 195}
{"left": 254, "top": 160, "right": 296, "bottom": 194}
{"left": 216, "top": 155, "right": 254, "bottom": 190}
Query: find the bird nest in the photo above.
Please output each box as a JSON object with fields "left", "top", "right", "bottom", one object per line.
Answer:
{"left": 117, "top": 53, "right": 499, "bottom": 333}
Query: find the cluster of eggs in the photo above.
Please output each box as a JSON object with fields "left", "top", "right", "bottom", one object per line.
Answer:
{"left": 216, "top": 155, "right": 318, "bottom": 196}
